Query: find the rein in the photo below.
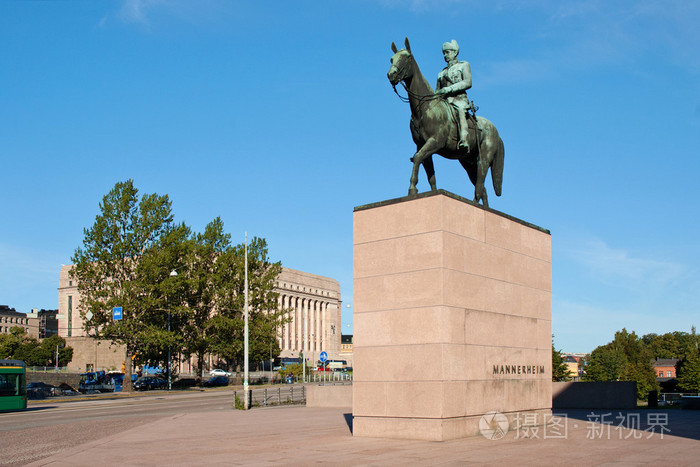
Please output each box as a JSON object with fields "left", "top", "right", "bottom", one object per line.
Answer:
{"left": 392, "top": 81, "right": 442, "bottom": 105}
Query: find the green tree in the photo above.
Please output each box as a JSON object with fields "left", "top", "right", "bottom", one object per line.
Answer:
{"left": 674, "top": 326, "right": 699, "bottom": 360}
{"left": 642, "top": 332, "right": 683, "bottom": 359}
{"left": 174, "top": 217, "right": 235, "bottom": 382}
{"left": 552, "top": 339, "right": 572, "bottom": 382}
{"left": 71, "top": 180, "right": 175, "bottom": 391}
{"left": 129, "top": 221, "right": 192, "bottom": 380}
{"left": 0, "top": 326, "right": 25, "bottom": 359}
{"left": 208, "top": 236, "right": 286, "bottom": 375}
{"left": 38, "top": 335, "right": 74, "bottom": 367}
{"left": 278, "top": 363, "right": 310, "bottom": 382}
{"left": 584, "top": 328, "right": 658, "bottom": 399}
{"left": 0, "top": 329, "right": 73, "bottom": 368}
{"left": 676, "top": 338, "right": 700, "bottom": 392}
{"left": 584, "top": 345, "right": 626, "bottom": 382}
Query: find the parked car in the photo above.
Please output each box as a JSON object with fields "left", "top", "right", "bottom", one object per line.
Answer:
{"left": 27, "top": 382, "right": 55, "bottom": 398}
{"left": 209, "top": 369, "right": 232, "bottom": 377}
{"left": 202, "top": 376, "right": 229, "bottom": 387}
{"left": 133, "top": 376, "right": 168, "bottom": 391}
{"left": 172, "top": 377, "right": 197, "bottom": 389}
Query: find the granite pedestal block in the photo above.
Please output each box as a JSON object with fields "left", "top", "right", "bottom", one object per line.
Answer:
{"left": 352, "top": 191, "right": 552, "bottom": 441}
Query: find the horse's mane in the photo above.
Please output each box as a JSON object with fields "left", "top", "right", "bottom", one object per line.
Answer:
{"left": 406, "top": 52, "right": 434, "bottom": 95}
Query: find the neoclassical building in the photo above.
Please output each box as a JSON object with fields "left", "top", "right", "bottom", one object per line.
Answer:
{"left": 57, "top": 265, "right": 342, "bottom": 372}
{"left": 275, "top": 268, "right": 342, "bottom": 363}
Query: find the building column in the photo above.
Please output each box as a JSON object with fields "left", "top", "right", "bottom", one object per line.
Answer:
{"left": 293, "top": 296, "right": 299, "bottom": 353}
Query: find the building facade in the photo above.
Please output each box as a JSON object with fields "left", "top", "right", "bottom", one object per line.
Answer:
{"left": 0, "top": 305, "right": 30, "bottom": 335}
{"left": 339, "top": 334, "right": 353, "bottom": 367}
{"left": 57, "top": 265, "right": 342, "bottom": 372}
{"left": 652, "top": 358, "right": 678, "bottom": 378}
{"left": 26, "top": 309, "right": 59, "bottom": 339}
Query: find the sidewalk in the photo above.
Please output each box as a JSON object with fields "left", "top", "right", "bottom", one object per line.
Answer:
{"left": 28, "top": 406, "right": 700, "bottom": 466}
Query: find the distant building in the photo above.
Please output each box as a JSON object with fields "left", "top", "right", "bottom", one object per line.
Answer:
{"left": 0, "top": 305, "right": 30, "bottom": 335}
{"left": 652, "top": 358, "right": 678, "bottom": 379}
{"left": 341, "top": 334, "right": 353, "bottom": 352}
{"left": 26, "top": 308, "right": 59, "bottom": 339}
{"left": 57, "top": 265, "right": 342, "bottom": 373}
{"left": 562, "top": 354, "right": 583, "bottom": 381}
{"left": 340, "top": 334, "right": 353, "bottom": 367}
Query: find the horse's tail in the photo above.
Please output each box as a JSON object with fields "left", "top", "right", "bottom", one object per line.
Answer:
{"left": 491, "top": 135, "right": 505, "bottom": 197}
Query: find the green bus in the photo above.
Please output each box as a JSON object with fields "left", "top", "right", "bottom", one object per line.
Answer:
{"left": 0, "top": 359, "right": 27, "bottom": 411}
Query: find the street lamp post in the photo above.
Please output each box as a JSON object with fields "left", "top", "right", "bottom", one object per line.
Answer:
{"left": 244, "top": 233, "right": 250, "bottom": 410}
{"left": 168, "top": 269, "right": 178, "bottom": 391}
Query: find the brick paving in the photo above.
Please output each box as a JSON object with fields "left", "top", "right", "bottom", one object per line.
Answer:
{"left": 27, "top": 407, "right": 700, "bottom": 466}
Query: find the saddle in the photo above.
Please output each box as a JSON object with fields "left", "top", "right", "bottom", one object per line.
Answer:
{"left": 444, "top": 101, "right": 481, "bottom": 149}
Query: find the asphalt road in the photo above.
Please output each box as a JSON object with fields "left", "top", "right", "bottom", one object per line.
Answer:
{"left": 0, "top": 389, "right": 238, "bottom": 466}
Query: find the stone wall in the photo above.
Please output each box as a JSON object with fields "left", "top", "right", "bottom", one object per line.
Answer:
{"left": 65, "top": 337, "right": 126, "bottom": 373}
{"left": 552, "top": 381, "right": 638, "bottom": 409}
{"left": 306, "top": 384, "right": 353, "bottom": 407}
{"left": 27, "top": 371, "right": 81, "bottom": 388}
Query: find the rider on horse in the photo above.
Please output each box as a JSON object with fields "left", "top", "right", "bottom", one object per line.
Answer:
{"left": 434, "top": 39, "right": 472, "bottom": 152}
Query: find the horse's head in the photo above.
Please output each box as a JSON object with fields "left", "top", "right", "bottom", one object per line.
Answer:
{"left": 387, "top": 37, "right": 414, "bottom": 86}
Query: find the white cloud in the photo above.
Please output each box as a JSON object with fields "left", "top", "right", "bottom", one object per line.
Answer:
{"left": 553, "top": 299, "right": 648, "bottom": 352}
{"left": 480, "top": 58, "right": 558, "bottom": 86}
{"left": 553, "top": 235, "right": 700, "bottom": 352}
{"left": 553, "top": 296, "right": 699, "bottom": 353}
{"left": 562, "top": 238, "right": 685, "bottom": 292}
{"left": 117, "top": 0, "right": 166, "bottom": 26}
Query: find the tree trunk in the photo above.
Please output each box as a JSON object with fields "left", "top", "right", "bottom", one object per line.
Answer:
{"left": 123, "top": 347, "right": 134, "bottom": 392}
{"left": 234, "top": 363, "right": 242, "bottom": 385}
{"left": 196, "top": 350, "right": 204, "bottom": 385}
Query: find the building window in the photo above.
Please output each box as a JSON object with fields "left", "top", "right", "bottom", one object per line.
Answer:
{"left": 658, "top": 371, "right": 663, "bottom": 377}
{"left": 666, "top": 371, "right": 672, "bottom": 377}
{"left": 67, "top": 295, "right": 73, "bottom": 337}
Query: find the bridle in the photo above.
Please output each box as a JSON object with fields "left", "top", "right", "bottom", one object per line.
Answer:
{"left": 390, "top": 54, "right": 443, "bottom": 105}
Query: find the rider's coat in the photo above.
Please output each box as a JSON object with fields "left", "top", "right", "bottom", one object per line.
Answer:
{"left": 436, "top": 61, "right": 472, "bottom": 111}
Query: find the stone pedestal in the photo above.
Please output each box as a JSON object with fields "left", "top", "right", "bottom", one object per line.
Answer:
{"left": 352, "top": 190, "right": 552, "bottom": 441}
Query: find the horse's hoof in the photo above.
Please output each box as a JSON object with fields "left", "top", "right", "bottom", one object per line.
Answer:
{"left": 408, "top": 187, "right": 418, "bottom": 196}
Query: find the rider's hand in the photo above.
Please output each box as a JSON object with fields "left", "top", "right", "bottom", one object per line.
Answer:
{"left": 435, "top": 88, "right": 448, "bottom": 96}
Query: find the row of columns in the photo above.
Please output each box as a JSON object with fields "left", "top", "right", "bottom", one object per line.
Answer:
{"left": 278, "top": 294, "right": 330, "bottom": 353}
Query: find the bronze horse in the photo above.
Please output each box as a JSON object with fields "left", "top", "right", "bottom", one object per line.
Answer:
{"left": 387, "top": 38, "right": 504, "bottom": 207}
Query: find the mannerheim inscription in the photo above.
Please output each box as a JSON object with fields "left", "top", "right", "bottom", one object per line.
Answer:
{"left": 492, "top": 364, "right": 546, "bottom": 376}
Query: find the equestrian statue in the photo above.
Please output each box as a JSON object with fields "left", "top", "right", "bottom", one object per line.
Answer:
{"left": 387, "top": 37, "right": 504, "bottom": 208}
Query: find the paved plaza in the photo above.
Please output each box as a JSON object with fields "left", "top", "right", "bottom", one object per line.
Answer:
{"left": 28, "top": 405, "right": 700, "bottom": 466}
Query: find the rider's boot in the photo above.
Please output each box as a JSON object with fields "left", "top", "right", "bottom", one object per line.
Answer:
{"left": 458, "top": 110, "right": 470, "bottom": 151}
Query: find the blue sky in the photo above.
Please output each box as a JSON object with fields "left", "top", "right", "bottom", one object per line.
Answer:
{"left": 1, "top": 0, "right": 698, "bottom": 353}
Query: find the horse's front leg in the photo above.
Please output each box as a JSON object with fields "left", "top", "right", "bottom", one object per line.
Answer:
{"left": 409, "top": 139, "right": 441, "bottom": 196}
{"left": 422, "top": 156, "right": 437, "bottom": 191}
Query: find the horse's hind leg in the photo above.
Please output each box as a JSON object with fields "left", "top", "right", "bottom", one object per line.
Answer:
{"left": 422, "top": 156, "right": 437, "bottom": 191}
{"left": 459, "top": 158, "right": 477, "bottom": 187}
{"left": 474, "top": 156, "right": 489, "bottom": 208}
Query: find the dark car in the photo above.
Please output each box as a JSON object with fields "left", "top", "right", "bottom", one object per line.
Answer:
{"left": 27, "top": 382, "right": 55, "bottom": 399}
{"left": 202, "top": 376, "right": 229, "bottom": 387}
{"left": 133, "top": 376, "right": 168, "bottom": 391}
{"left": 172, "top": 377, "right": 197, "bottom": 389}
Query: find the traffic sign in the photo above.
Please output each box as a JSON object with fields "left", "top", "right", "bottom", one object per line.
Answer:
{"left": 320, "top": 351, "right": 328, "bottom": 362}
{"left": 112, "top": 306, "right": 123, "bottom": 320}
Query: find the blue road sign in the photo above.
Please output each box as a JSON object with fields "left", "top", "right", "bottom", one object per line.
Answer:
{"left": 112, "top": 306, "right": 123, "bottom": 320}
{"left": 320, "top": 351, "right": 328, "bottom": 362}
